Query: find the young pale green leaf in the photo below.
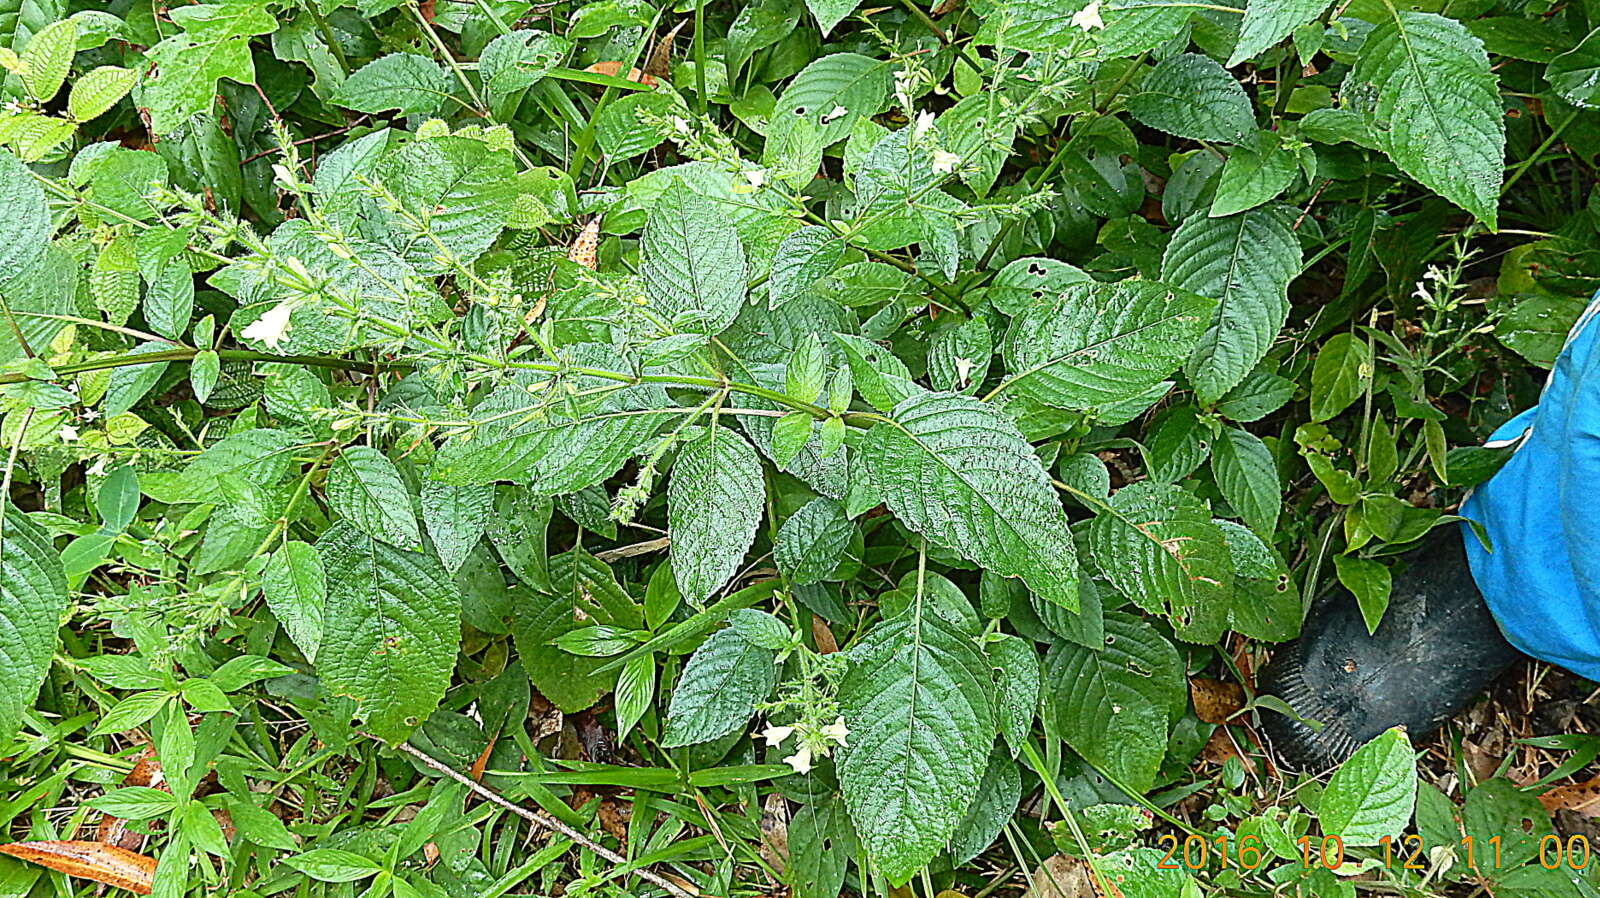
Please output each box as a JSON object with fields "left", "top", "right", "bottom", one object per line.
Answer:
{"left": 862, "top": 392, "right": 1078, "bottom": 610}
{"left": 995, "top": 279, "right": 1216, "bottom": 410}
{"left": 1319, "top": 728, "right": 1417, "bottom": 846}
{"left": 837, "top": 603, "right": 995, "bottom": 885}
{"left": 68, "top": 65, "right": 138, "bottom": 121}
{"left": 333, "top": 53, "right": 452, "bottom": 116}
{"left": 1088, "top": 480, "right": 1234, "bottom": 643}
{"left": 315, "top": 524, "right": 461, "bottom": 744}
{"left": 987, "top": 634, "right": 1040, "bottom": 757}
{"left": 614, "top": 652, "right": 655, "bottom": 740}
{"left": 19, "top": 18, "right": 76, "bottom": 102}
{"left": 328, "top": 447, "right": 421, "bottom": 550}
{"left": 774, "top": 497, "right": 852, "bottom": 586}
{"left": 641, "top": 178, "right": 748, "bottom": 335}
{"left": 834, "top": 332, "right": 918, "bottom": 413}
{"left": 1126, "top": 54, "right": 1256, "bottom": 144}
{"left": 1228, "top": 0, "right": 1333, "bottom": 65}
{"left": 1162, "top": 205, "right": 1301, "bottom": 404}
{"left": 661, "top": 626, "right": 777, "bottom": 747}
{"left": 137, "top": 0, "right": 277, "bottom": 133}
{"left": 668, "top": 427, "right": 765, "bottom": 603}
{"left": 1044, "top": 612, "right": 1185, "bottom": 793}
{"left": 420, "top": 478, "right": 491, "bottom": 574}
{"left": 1309, "top": 332, "right": 1371, "bottom": 422}
{"left": 1346, "top": 11, "right": 1504, "bottom": 227}
{"left": 96, "top": 467, "right": 139, "bottom": 533}
{"left": 104, "top": 342, "right": 173, "bottom": 418}
{"left": 190, "top": 350, "right": 220, "bottom": 404}
{"left": 0, "top": 505, "right": 70, "bottom": 747}
{"left": 1211, "top": 426, "right": 1280, "bottom": 535}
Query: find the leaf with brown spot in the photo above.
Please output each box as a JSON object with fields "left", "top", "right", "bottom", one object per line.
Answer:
{"left": 1540, "top": 774, "right": 1600, "bottom": 817}
{"left": 1189, "top": 677, "right": 1244, "bottom": 724}
{"left": 0, "top": 841, "right": 158, "bottom": 895}
{"left": 567, "top": 218, "right": 600, "bottom": 270}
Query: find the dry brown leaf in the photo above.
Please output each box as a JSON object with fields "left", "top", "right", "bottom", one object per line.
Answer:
{"left": 1189, "top": 677, "right": 1244, "bottom": 724}
{"left": 97, "top": 748, "right": 165, "bottom": 851}
{"left": 757, "top": 792, "right": 789, "bottom": 875}
{"left": 644, "top": 20, "right": 687, "bottom": 80}
{"left": 1200, "top": 727, "right": 1258, "bottom": 775}
{"left": 0, "top": 841, "right": 158, "bottom": 895}
{"left": 1540, "top": 774, "right": 1600, "bottom": 817}
{"left": 582, "top": 61, "right": 658, "bottom": 87}
{"left": 1021, "top": 854, "right": 1099, "bottom": 898}
{"left": 811, "top": 614, "right": 839, "bottom": 654}
{"left": 567, "top": 218, "right": 600, "bottom": 270}
{"left": 598, "top": 797, "right": 631, "bottom": 842}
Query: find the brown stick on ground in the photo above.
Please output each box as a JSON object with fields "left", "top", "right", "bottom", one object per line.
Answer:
{"left": 358, "top": 732, "right": 699, "bottom": 898}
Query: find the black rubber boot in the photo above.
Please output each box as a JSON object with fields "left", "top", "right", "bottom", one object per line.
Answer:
{"left": 1257, "top": 528, "right": 1524, "bottom": 772}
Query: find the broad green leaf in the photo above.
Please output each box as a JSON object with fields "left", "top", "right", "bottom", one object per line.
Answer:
{"left": 513, "top": 549, "right": 643, "bottom": 713}
{"left": 315, "top": 524, "right": 461, "bottom": 744}
{"left": 861, "top": 392, "right": 1079, "bottom": 610}
{"left": 668, "top": 426, "right": 765, "bottom": 603}
{"left": 995, "top": 279, "right": 1216, "bottom": 411}
{"left": 0, "top": 149, "right": 49, "bottom": 296}
{"left": 328, "top": 446, "right": 421, "bottom": 549}
{"left": 0, "top": 244, "right": 73, "bottom": 367}
{"left": 0, "top": 505, "right": 69, "bottom": 746}
{"left": 1127, "top": 53, "right": 1255, "bottom": 144}
{"left": 104, "top": 341, "right": 173, "bottom": 417}
{"left": 949, "top": 746, "right": 1022, "bottom": 864}
{"left": 833, "top": 332, "right": 918, "bottom": 413}
{"left": 1096, "top": 0, "right": 1205, "bottom": 58}
{"left": 641, "top": 178, "right": 748, "bottom": 335}
{"left": 1211, "top": 133, "right": 1297, "bottom": 216}
{"left": 1229, "top": 0, "right": 1332, "bottom": 65}
{"left": 1319, "top": 728, "right": 1417, "bottom": 846}
{"left": 1309, "top": 332, "right": 1371, "bottom": 421}
{"left": 263, "top": 540, "right": 325, "bottom": 660}
{"left": 661, "top": 626, "right": 777, "bottom": 747}
{"left": 1548, "top": 27, "right": 1600, "bottom": 108}
{"left": 479, "top": 30, "right": 571, "bottom": 113}
{"left": 431, "top": 348, "right": 672, "bottom": 490}
{"left": 774, "top": 497, "right": 851, "bottom": 585}
{"left": 987, "top": 257, "right": 1093, "bottom": 317}
{"left": 975, "top": 0, "right": 1099, "bottom": 51}
{"left": 1088, "top": 481, "right": 1234, "bottom": 642}
{"left": 379, "top": 136, "right": 516, "bottom": 273}
{"left": 1044, "top": 611, "right": 1184, "bottom": 793}
{"left": 768, "top": 225, "right": 845, "bottom": 309}
{"left": 1333, "top": 554, "right": 1392, "bottom": 635}
{"left": 19, "top": 17, "right": 74, "bottom": 101}
{"left": 175, "top": 429, "right": 300, "bottom": 496}
{"left": 987, "top": 634, "right": 1039, "bottom": 757}
{"left": 138, "top": 0, "right": 278, "bottom": 133}
{"left": 1346, "top": 11, "right": 1504, "bottom": 227}
{"left": 1211, "top": 426, "right": 1280, "bottom": 535}
{"left": 420, "top": 478, "right": 491, "bottom": 574}
{"left": 837, "top": 602, "right": 995, "bottom": 884}
{"left": 805, "top": 0, "right": 861, "bottom": 34}
{"left": 1162, "top": 205, "right": 1301, "bottom": 403}
{"left": 333, "top": 53, "right": 452, "bottom": 116}
{"left": 763, "top": 52, "right": 893, "bottom": 161}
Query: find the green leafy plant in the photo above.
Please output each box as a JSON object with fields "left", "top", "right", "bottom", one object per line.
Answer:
{"left": 2, "top": 0, "right": 1598, "bottom": 895}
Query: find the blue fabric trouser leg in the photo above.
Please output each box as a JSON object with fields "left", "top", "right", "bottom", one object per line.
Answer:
{"left": 1461, "top": 293, "right": 1600, "bottom": 682}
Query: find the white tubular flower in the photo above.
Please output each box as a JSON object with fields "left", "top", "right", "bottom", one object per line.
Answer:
{"left": 784, "top": 745, "right": 813, "bottom": 775}
{"left": 1073, "top": 0, "right": 1104, "bottom": 30}
{"left": 241, "top": 302, "right": 294, "bottom": 351}
{"left": 58, "top": 424, "right": 79, "bottom": 442}
{"left": 821, "top": 717, "right": 850, "bottom": 747}
{"left": 761, "top": 724, "right": 795, "bottom": 747}
{"left": 932, "top": 150, "right": 961, "bottom": 174}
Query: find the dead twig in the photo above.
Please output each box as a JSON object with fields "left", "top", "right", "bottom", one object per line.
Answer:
{"left": 358, "top": 732, "right": 699, "bottom": 898}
